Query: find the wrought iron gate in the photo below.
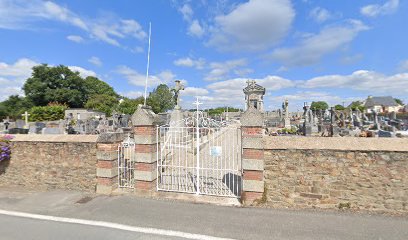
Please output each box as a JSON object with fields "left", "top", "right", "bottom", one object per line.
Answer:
{"left": 157, "top": 112, "right": 242, "bottom": 198}
{"left": 118, "top": 137, "right": 135, "bottom": 189}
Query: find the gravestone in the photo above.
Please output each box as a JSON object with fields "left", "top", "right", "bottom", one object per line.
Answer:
{"left": 42, "top": 127, "right": 64, "bottom": 134}
{"left": 378, "top": 130, "right": 395, "bottom": 138}
{"left": 16, "top": 120, "right": 25, "bottom": 129}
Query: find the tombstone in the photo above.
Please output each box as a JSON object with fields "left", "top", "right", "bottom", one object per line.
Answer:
{"left": 42, "top": 127, "right": 64, "bottom": 134}
{"left": 303, "top": 104, "right": 312, "bottom": 136}
{"left": 8, "top": 128, "right": 29, "bottom": 134}
{"left": 373, "top": 110, "right": 380, "bottom": 130}
{"left": 378, "top": 130, "right": 395, "bottom": 138}
{"left": 390, "top": 111, "right": 397, "bottom": 120}
{"left": 16, "top": 120, "right": 25, "bottom": 129}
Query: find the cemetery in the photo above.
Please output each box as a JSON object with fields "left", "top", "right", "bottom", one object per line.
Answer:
{"left": 0, "top": 78, "right": 407, "bottom": 216}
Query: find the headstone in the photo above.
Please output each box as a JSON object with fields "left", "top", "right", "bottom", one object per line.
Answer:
{"left": 16, "top": 120, "right": 25, "bottom": 129}
{"left": 378, "top": 130, "right": 395, "bottom": 138}
{"left": 42, "top": 127, "right": 64, "bottom": 134}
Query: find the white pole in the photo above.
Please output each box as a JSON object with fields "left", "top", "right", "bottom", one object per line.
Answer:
{"left": 193, "top": 97, "right": 202, "bottom": 195}
{"left": 143, "top": 22, "right": 152, "bottom": 106}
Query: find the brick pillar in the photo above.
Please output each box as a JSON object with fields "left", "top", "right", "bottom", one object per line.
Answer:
{"left": 131, "top": 105, "right": 162, "bottom": 193}
{"left": 96, "top": 133, "right": 124, "bottom": 194}
{"left": 241, "top": 107, "right": 265, "bottom": 204}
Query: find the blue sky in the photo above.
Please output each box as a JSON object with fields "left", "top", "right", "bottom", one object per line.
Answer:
{"left": 0, "top": 0, "right": 407, "bottom": 111}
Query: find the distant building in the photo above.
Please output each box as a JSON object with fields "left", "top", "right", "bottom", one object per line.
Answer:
{"left": 243, "top": 80, "right": 266, "bottom": 112}
{"left": 65, "top": 109, "right": 106, "bottom": 121}
{"left": 364, "top": 96, "right": 402, "bottom": 113}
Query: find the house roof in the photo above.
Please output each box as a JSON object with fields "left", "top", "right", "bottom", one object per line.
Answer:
{"left": 243, "top": 80, "right": 265, "bottom": 94}
{"left": 364, "top": 96, "right": 399, "bottom": 108}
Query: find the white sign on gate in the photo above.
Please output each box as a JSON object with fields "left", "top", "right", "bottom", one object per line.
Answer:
{"left": 210, "top": 146, "right": 222, "bottom": 157}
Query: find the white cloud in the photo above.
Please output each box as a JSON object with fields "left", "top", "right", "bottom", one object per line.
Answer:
{"left": 183, "top": 87, "right": 209, "bottom": 97}
{"left": 398, "top": 60, "right": 408, "bottom": 72}
{"left": 269, "top": 20, "right": 369, "bottom": 67}
{"left": 207, "top": 0, "right": 295, "bottom": 52}
{"left": 179, "top": 4, "right": 193, "bottom": 21}
{"left": 68, "top": 66, "right": 97, "bottom": 78}
{"left": 310, "top": 7, "right": 332, "bottom": 23}
{"left": 188, "top": 20, "right": 204, "bottom": 37}
{"left": 116, "top": 66, "right": 176, "bottom": 87}
{"left": 0, "top": 0, "right": 147, "bottom": 47}
{"left": 301, "top": 70, "right": 408, "bottom": 95}
{"left": 0, "top": 58, "right": 39, "bottom": 100}
{"left": 205, "top": 59, "right": 248, "bottom": 81}
{"left": 67, "top": 35, "right": 84, "bottom": 43}
{"left": 88, "top": 56, "right": 102, "bottom": 67}
{"left": 361, "top": 0, "right": 399, "bottom": 17}
{"left": 173, "top": 57, "right": 206, "bottom": 69}
{"left": 120, "top": 91, "right": 144, "bottom": 99}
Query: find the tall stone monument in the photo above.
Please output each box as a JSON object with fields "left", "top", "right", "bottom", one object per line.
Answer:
{"left": 282, "top": 99, "right": 290, "bottom": 128}
{"left": 169, "top": 80, "right": 185, "bottom": 127}
{"left": 243, "top": 80, "right": 265, "bottom": 112}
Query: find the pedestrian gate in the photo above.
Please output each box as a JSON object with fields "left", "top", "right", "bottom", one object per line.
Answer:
{"left": 157, "top": 113, "right": 242, "bottom": 198}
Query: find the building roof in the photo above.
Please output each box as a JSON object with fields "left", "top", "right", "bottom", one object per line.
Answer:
{"left": 243, "top": 80, "right": 265, "bottom": 94}
{"left": 364, "top": 96, "right": 399, "bottom": 108}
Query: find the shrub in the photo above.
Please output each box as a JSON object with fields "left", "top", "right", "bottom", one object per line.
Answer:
{"left": 0, "top": 135, "right": 13, "bottom": 162}
{"left": 28, "top": 105, "right": 67, "bottom": 121}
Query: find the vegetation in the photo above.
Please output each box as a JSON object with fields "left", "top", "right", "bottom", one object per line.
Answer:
{"left": 310, "top": 101, "right": 329, "bottom": 110}
{"left": 146, "top": 84, "right": 175, "bottom": 114}
{"left": 394, "top": 98, "right": 404, "bottom": 106}
{"left": 205, "top": 107, "right": 241, "bottom": 116}
{"left": 348, "top": 101, "right": 365, "bottom": 111}
{"left": 334, "top": 104, "right": 345, "bottom": 110}
{"left": 28, "top": 104, "right": 67, "bottom": 121}
{"left": 0, "top": 95, "right": 33, "bottom": 120}
{"left": 117, "top": 97, "right": 144, "bottom": 115}
{"left": 84, "top": 94, "right": 119, "bottom": 116}
{"left": 0, "top": 135, "right": 13, "bottom": 162}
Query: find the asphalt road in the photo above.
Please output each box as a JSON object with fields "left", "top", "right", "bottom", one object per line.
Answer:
{"left": 0, "top": 190, "right": 407, "bottom": 240}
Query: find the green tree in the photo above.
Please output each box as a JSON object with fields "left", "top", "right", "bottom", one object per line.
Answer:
{"left": 349, "top": 101, "right": 365, "bottom": 111}
{"left": 334, "top": 104, "right": 345, "bottom": 110}
{"left": 28, "top": 105, "right": 67, "bottom": 121}
{"left": 84, "top": 76, "right": 118, "bottom": 99}
{"left": 146, "top": 84, "right": 174, "bottom": 113}
{"left": 0, "top": 95, "right": 33, "bottom": 120}
{"left": 23, "top": 64, "right": 87, "bottom": 107}
{"left": 310, "top": 101, "right": 329, "bottom": 110}
{"left": 394, "top": 98, "right": 404, "bottom": 106}
{"left": 84, "top": 94, "right": 119, "bottom": 116}
{"left": 117, "top": 97, "right": 144, "bottom": 115}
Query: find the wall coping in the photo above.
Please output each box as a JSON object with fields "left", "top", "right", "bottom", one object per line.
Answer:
{"left": 8, "top": 134, "right": 98, "bottom": 143}
{"left": 264, "top": 136, "right": 408, "bottom": 152}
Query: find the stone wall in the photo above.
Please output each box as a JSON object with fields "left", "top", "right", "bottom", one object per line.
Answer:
{"left": 0, "top": 135, "right": 98, "bottom": 192}
{"left": 263, "top": 137, "right": 408, "bottom": 214}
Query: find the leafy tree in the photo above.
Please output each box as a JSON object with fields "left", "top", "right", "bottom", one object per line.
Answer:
{"left": 23, "top": 64, "right": 87, "bottom": 107}
{"left": 117, "top": 97, "right": 144, "bottom": 115}
{"left": 28, "top": 104, "right": 67, "bottom": 121}
{"left": 146, "top": 84, "right": 174, "bottom": 113}
{"left": 349, "top": 101, "right": 365, "bottom": 111}
{"left": 207, "top": 107, "right": 241, "bottom": 116}
{"left": 84, "top": 76, "right": 118, "bottom": 99}
{"left": 84, "top": 94, "right": 119, "bottom": 116}
{"left": 334, "top": 104, "right": 345, "bottom": 110}
{"left": 310, "top": 101, "right": 329, "bottom": 110}
{"left": 0, "top": 95, "right": 33, "bottom": 120}
{"left": 394, "top": 98, "right": 404, "bottom": 106}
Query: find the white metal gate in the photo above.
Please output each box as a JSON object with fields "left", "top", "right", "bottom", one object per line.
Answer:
{"left": 118, "top": 137, "right": 135, "bottom": 189}
{"left": 157, "top": 112, "right": 242, "bottom": 198}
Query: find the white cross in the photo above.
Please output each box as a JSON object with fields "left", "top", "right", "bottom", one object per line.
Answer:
{"left": 193, "top": 97, "right": 202, "bottom": 112}
{"left": 21, "top": 111, "right": 30, "bottom": 128}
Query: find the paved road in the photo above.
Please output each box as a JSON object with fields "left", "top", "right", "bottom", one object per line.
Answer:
{"left": 0, "top": 190, "right": 407, "bottom": 240}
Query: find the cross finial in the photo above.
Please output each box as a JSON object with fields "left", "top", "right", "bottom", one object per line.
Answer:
{"left": 193, "top": 97, "right": 202, "bottom": 111}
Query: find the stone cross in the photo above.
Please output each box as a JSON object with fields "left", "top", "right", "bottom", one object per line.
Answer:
{"left": 172, "top": 80, "right": 185, "bottom": 110}
{"left": 21, "top": 111, "right": 30, "bottom": 129}
{"left": 246, "top": 80, "right": 256, "bottom": 86}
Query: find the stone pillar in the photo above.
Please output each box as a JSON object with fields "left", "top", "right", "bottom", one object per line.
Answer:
{"left": 96, "top": 133, "right": 124, "bottom": 194}
{"left": 240, "top": 107, "right": 265, "bottom": 204}
{"left": 131, "top": 105, "right": 162, "bottom": 193}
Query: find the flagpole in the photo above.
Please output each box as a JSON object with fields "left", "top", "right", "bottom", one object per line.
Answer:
{"left": 143, "top": 22, "right": 152, "bottom": 106}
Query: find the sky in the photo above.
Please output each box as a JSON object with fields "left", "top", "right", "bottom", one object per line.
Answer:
{"left": 0, "top": 0, "right": 407, "bottom": 111}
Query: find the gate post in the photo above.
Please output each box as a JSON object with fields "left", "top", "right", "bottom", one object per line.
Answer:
{"left": 132, "top": 105, "right": 161, "bottom": 193}
{"left": 96, "top": 133, "right": 124, "bottom": 194}
{"left": 241, "top": 107, "right": 265, "bottom": 204}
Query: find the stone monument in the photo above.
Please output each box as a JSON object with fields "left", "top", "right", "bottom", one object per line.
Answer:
{"left": 243, "top": 80, "right": 266, "bottom": 112}
{"left": 283, "top": 99, "right": 290, "bottom": 128}
{"left": 169, "top": 80, "right": 185, "bottom": 127}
